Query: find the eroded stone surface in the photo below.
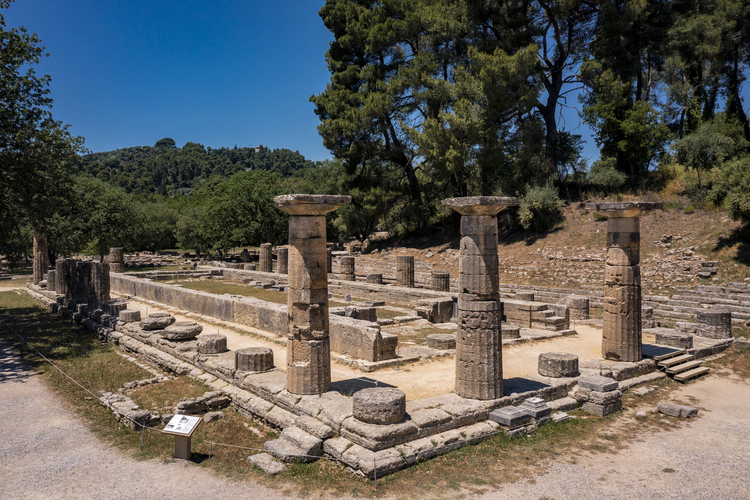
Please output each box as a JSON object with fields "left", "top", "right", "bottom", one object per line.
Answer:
{"left": 353, "top": 387, "right": 406, "bottom": 425}
{"left": 160, "top": 321, "right": 201, "bottom": 339}
{"left": 141, "top": 313, "right": 176, "bottom": 331}
{"left": 538, "top": 352, "right": 579, "bottom": 378}
{"left": 197, "top": 334, "right": 227, "bottom": 354}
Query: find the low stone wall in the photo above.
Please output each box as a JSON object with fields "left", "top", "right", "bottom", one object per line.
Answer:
{"left": 329, "top": 279, "right": 454, "bottom": 304}
{"left": 110, "top": 274, "right": 394, "bottom": 362}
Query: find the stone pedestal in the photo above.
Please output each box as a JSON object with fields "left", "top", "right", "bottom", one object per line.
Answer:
{"left": 275, "top": 194, "right": 351, "bottom": 395}
{"left": 276, "top": 247, "right": 288, "bottom": 275}
{"left": 586, "top": 202, "right": 661, "bottom": 362}
{"left": 340, "top": 256, "right": 356, "bottom": 281}
{"left": 431, "top": 271, "right": 450, "bottom": 292}
{"left": 396, "top": 255, "right": 415, "bottom": 288}
{"left": 109, "top": 247, "right": 125, "bottom": 273}
{"left": 442, "top": 196, "right": 517, "bottom": 400}
{"left": 32, "top": 227, "right": 49, "bottom": 285}
{"left": 259, "top": 243, "right": 273, "bottom": 273}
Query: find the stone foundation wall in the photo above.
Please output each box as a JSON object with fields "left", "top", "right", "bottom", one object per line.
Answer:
{"left": 110, "top": 274, "right": 394, "bottom": 362}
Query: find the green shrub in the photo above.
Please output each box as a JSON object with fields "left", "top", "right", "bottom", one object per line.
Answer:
{"left": 683, "top": 205, "right": 695, "bottom": 214}
{"left": 593, "top": 212, "right": 608, "bottom": 222}
{"left": 587, "top": 157, "right": 628, "bottom": 192}
{"left": 518, "top": 183, "right": 564, "bottom": 232}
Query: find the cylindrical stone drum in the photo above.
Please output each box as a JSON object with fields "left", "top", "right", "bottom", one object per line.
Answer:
{"left": 396, "top": 255, "right": 415, "bottom": 288}
{"left": 340, "top": 256, "right": 355, "bottom": 281}
{"left": 235, "top": 347, "right": 274, "bottom": 372}
{"left": 367, "top": 273, "right": 383, "bottom": 285}
{"left": 276, "top": 247, "right": 288, "bottom": 275}
{"left": 327, "top": 248, "right": 333, "bottom": 274}
{"left": 109, "top": 247, "right": 125, "bottom": 273}
{"left": 697, "top": 310, "right": 732, "bottom": 339}
{"left": 197, "top": 334, "right": 228, "bottom": 354}
{"left": 432, "top": 271, "right": 450, "bottom": 292}
{"left": 352, "top": 387, "right": 406, "bottom": 424}
{"left": 259, "top": 243, "right": 273, "bottom": 273}
{"left": 538, "top": 352, "right": 579, "bottom": 378}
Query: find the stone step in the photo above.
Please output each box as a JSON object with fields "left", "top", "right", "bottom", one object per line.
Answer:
{"left": 658, "top": 354, "right": 695, "bottom": 368}
{"left": 264, "top": 438, "right": 317, "bottom": 463}
{"left": 277, "top": 426, "right": 323, "bottom": 456}
{"left": 642, "top": 344, "right": 686, "bottom": 361}
{"left": 665, "top": 360, "right": 704, "bottom": 375}
{"left": 673, "top": 366, "right": 710, "bottom": 382}
{"left": 247, "top": 452, "right": 288, "bottom": 474}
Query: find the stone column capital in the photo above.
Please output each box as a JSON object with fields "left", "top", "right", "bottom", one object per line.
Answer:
{"left": 442, "top": 196, "right": 518, "bottom": 216}
{"left": 274, "top": 194, "right": 352, "bottom": 216}
{"left": 585, "top": 201, "right": 662, "bottom": 218}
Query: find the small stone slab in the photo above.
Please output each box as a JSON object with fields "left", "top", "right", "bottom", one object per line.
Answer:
{"left": 582, "top": 400, "right": 621, "bottom": 417}
{"left": 578, "top": 375, "right": 618, "bottom": 393}
{"left": 520, "top": 397, "right": 552, "bottom": 419}
{"left": 197, "top": 334, "right": 227, "bottom": 354}
{"left": 204, "top": 411, "right": 224, "bottom": 422}
{"left": 140, "top": 313, "right": 176, "bottom": 331}
{"left": 160, "top": 321, "right": 203, "bottom": 340}
{"left": 502, "top": 325, "right": 520, "bottom": 339}
{"left": 552, "top": 412, "right": 569, "bottom": 423}
{"left": 538, "top": 352, "right": 579, "bottom": 378}
{"left": 427, "top": 333, "right": 456, "bottom": 350}
{"left": 489, "top": 406, "right": 531, "bottom": 427}
{"left": 247, "top": 453, "right": 288, "bottom": 475}
{"left": 364, "top": 301, "right": 386, "bottom": 307}
{"left": 657, "top": 402, "right": 698, "bottom": 418}
{"left": 353, "top": 388, "right": 406, "bottom": 425}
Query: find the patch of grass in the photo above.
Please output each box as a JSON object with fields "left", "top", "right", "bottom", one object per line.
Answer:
{"left": 125, "top": 265, "right": 186, "bottom": 273}
{"left": 129, "top": 377, "right": 209, "bottom": 414}
{"left": 397, "top": 325, "right": 456, "bottom": 345}
{"left": 662, "top": 467, "right": 676, "bottom": 473}
{"left": 171, "top": 280, "right": 288, "bottom": 304}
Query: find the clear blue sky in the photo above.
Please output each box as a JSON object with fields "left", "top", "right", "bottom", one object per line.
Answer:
{"left": 5, "top": 0, "right": 335, "bottom": 161}
{"left": 5, "top": 1, "right": 749, "bottom": 165}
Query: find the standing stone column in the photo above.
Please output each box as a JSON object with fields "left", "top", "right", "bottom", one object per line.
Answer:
{"left": 274, "top": 194, "right": 351, "bottom": 395}
{"left": 586, "top": 202, "right": 661, "bottom": 362}
{"left": 32, "top": 227, "right": 49, "bottom": 285}
{"left": 442, "top": 196, "right": 517, "bottom": 400}
{"left": 47, "top": 269, "right": 56, "bottom": 291}
{"left": 326, "top": 248, "right": 333, "bottom": 275}
{"left": 396, "top": 255, "right": 415, "bottom": 288}
{"left": 259, "top": 243, "right": 273, "bottom": 273}
{"left": 276, "top": 246, "right": 288, "bottom": 275}
{"left": 109, "top": 247, "right": 125, "bottom": 273}
{"left": 340, "top": 256, "right": 356, "bottom": 281}
{"left": 432, "top": 271, "right": 451, "bottom": 292}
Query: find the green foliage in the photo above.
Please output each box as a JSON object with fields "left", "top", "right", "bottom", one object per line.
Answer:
{"left": 0, "top": 0, "right": 85, "bottom": 257}
{"left": 154, "top": 137, "right": 176, "bottom": 149}
{"left": 134, "top": 202, "right": 179, "bottom": 252}
{"left": 587, "top": 157, "right": 628, "bottom": 192}
{"left": 593, "top": 212, "right": 608, "bottom": 222}
{"left": 517, "top": 183, "right": 564, "bottom": 232}
{"left": 708, "top": 156, "right": 750, "bottom": 222}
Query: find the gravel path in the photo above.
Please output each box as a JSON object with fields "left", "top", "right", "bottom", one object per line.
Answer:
{"left": 2, "top": 330, "right": 749, "bottom": 499}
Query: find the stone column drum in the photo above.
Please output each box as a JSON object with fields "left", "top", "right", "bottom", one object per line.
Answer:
{"left": 276, "top": 247, "right": 288, "bottom": 275}
{"left": 396, "top": 255, "right": 415, "bottom": 288}
{"left": 432, "top": 271, "right": 451, "bottom": 292}
{"left": 442, "top": 196, "right": 517, "bottom": 400}
{"left": 340, "top": 256, "right": 356, "bottom": 281}
{"left": 259, "top": 243, "right": 273, "bottom": 273}
{"left": 586, "top": 202, "right": 661, "bottom": 362}
{"left": 326, "top": 248, "right": 333, "bottom": 275}
{"left": 32, "top": 227, "right": 49, "bottom": 285}
{"left": 275, "top": 194, "right": 351, "bottom": 395}
{"left": 109, "top": 247, "right": 125, "bottom": 273}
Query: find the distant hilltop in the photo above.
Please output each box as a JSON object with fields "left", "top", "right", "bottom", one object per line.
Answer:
{"left": 80, "top": 138, "right": 314, "bottom": 195}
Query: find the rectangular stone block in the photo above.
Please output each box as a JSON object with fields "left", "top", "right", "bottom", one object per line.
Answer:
{"left": 607, "top": 216, "right": 639, "bottom": 233}
{"left": 578, "top": 376, "right": 619, "bottom": 392}
{"left": 606, "top": 231, "right": 640, "bottom": 249}
{"left": 460, "top": 216, "right": 498, "bottom": 238}
{"left": 288, "top": 216, "right": 326, "bottom": 240}
{"left": 588, "top": 389, "right": 622, "bottom": 405}
{"left": 489, "top": 406, "right": 531, "bottom": 427}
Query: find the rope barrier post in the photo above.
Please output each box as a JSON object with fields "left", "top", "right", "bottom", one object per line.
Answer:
{"left": 373, "top": 457, "right": 377, "bottom": 491}
{"left": 209, "top": 439, "right": 212, "bottom": 459}
{"left": 141, "top": 424, "right": 145, "bottom": 451}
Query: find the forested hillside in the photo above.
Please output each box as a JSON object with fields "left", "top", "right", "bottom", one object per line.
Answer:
{"left": 80, "top": 139, "right": 315, "bottom": 195}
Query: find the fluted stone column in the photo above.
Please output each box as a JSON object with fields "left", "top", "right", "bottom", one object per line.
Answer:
{"left": 396, "top": 255, "right": 415, "bottom": 288}
{"left": 340, "top": 256, "right": 356, "bottom": 281}
{"left": 109, "top": 247, "right": 125, "bottom": 273}
{"left": 32, "top": 227, "right": 49, "bottom": 285}
{"left": 275, "top": 194, "right": 351, "bottom": 395}
{"left": 432, "top": 271, "right": 450, "bottom": 292}
{"left": 276, "top": 246, "right": 288, "bottom": 275}
{"left": 259, "top": 243, "right": 273, "bottom": 273}
{"left": 586, "top": 202, "right": 661, "bottom": 362}
{"left": 442, "top": 196, "right": 517, "bottom": 400}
